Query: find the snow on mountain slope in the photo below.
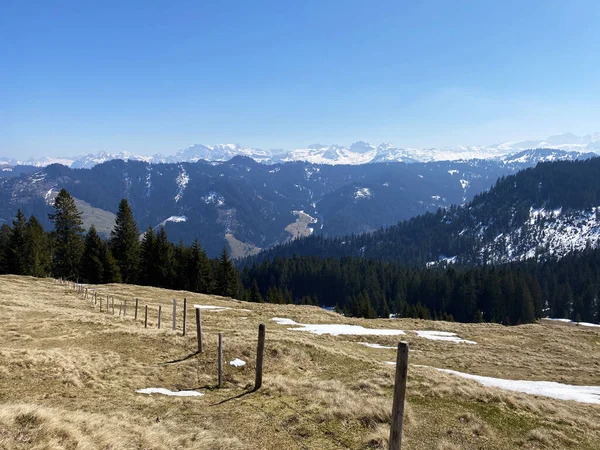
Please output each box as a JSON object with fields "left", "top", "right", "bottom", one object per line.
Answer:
{"left": 478, "top": 207, "right": 600, "bottom": 264}
{"left": 3, "top": 132, "right": 600, "bottom": 169}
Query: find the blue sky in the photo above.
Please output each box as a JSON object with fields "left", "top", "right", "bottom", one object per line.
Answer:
{"left": 2, "top": 0, "right": 599, "bottom": 158}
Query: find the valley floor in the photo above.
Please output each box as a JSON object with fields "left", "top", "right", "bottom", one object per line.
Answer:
{"left": 0, "top": 275, "right": 599, "bottom": 449}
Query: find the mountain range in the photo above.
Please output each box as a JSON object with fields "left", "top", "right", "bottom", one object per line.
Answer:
{"left": 2, "top": 132, "right": 600, "bottom": 169}
{"left": 0, "top": 148, "right": 594, "bottom": 259}
{"left": 252, "top": 157, "right": 600, "bottom": 267}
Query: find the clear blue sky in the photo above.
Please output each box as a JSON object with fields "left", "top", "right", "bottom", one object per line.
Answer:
{"left": 2, "top": 0, "right": 599, "bottom": 158}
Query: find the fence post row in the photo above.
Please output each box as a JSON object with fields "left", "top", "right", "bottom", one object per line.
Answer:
{"left": 389, "top": 342, "right": 409, "bottom": 450}
{"left": 254, "top": 323, "right": 266, "bottom": 391}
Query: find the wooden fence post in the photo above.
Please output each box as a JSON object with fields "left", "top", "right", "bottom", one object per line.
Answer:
{"left": 158, "top": 306, "right": 162, "bottom": 329}
{"left": 389, "top": 342, "right": 409, "bottom": 450}
{"left": 124, "top": 299, "right": 127, "bottom": 316}
{"left": 183, "top": 298, "right": 187, "bottom": 336}
{"left": 195, "top": 307, "right": 203, "bottom": 353}
{"left": 119, "top": 302, "right": 122, "bottom": 316}
{"left": 218, "top": 332, "right": 223, "bottom": 387}
{"left": 172, "top": 300, "right": 177, "bottom": 331}
{"left": 99, "top": 296, "right": 103, "bottom": 312}
{"left": 111, "top": 297, "right": 114, "bottom": 315}
{"left": 144, "top": 305, "right": 148, "bottom": 328}
{"left": 254, "top": 323, "right": 266, "bottom": 391}
{"left": 94, "top": 291, "right": 97, "bottom": 305}
{"left": 106, "top": 295, "right": 109, "bottom": 313}
{"left": 135, "top": 298, "right": 139, "bottom": 320}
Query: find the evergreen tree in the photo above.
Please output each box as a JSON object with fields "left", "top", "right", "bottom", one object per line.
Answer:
{"left": 8, "top": 210, "right": 27, "bottom": 274}
{"left": 24, "top": 215, "right": 51, "bottom": 277}
{"left": 0, "top": 224, "right": 12, "bottom": 274}
{"left": 110, "top": 199, "right": 140, "bottom": 283}
{"left": 49, "top": 189, "right": 84, "bottom": 279}
{"left": 102, "top": 246, "right": 122, "bottom": 283}
{"left": 139, "top": 226, "right": 157, "bottom": 286}
{"left": 215, "top": 247, "right": 237, "bottom": 298}
{"left": 81, "top": 226, "right": 105, "bottom": 283}
{"left": 154, "top": 226, "right": 175, "bottom": 287}
{"left": 187, "top": 238, "right": 211, "bottom": 293}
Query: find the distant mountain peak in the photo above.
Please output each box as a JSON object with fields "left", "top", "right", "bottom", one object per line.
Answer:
{"left": 3, "top": 132, "right": 600, "bottom": 169}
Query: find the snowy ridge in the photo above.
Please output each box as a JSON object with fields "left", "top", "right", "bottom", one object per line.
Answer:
{"left": 478, "top": 206, "right": 600, "bottom": 264}
{"left": 3, "top": 132, "right": 599, "bottom": 169}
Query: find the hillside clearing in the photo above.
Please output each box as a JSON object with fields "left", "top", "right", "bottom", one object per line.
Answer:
{"left": 0, "top": 275, "right": 599, "bottom": 449}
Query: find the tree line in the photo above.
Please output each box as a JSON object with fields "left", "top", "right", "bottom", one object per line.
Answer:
{"left": 1, "top": 188, "right": 598, "bottom": 325}
{"left": 0, "top": 189, "right": 240, "bottom": 297}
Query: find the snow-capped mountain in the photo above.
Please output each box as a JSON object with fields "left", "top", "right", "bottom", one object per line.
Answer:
{"left": 3, "top": 132, "right": 600, "bottom": 169}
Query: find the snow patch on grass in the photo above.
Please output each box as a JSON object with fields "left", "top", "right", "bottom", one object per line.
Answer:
{"left": 229, "top": 358, "right": 246, "bottom": 367}
{"left": 415, "top": 330, "right": 477, "bottom": 344}
{"left": 360, "top": 342, "right": 395, "bottom": 349}
{"left": 423, "top": 366, "right": 600, "bottom": 405}
{"left": 136, "top": 388, "right": 203, "bottom": 397}
{"left": 194, "top": 305, "right": 231, "bottom": 311}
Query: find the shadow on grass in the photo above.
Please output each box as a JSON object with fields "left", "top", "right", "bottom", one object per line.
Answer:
{"left": 159, "top": 351, "right": 199, "bottom": 365}
{"left": 210, "top": 388, "right": 257, "bottom": 406}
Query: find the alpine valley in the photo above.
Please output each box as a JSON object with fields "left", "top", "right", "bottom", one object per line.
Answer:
{"left": 0, "top": 146, "right": 595, "bottom": 258}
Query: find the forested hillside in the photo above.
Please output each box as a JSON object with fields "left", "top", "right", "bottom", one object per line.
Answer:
{"left": 0, "top": 150, "right": 585, "bottom": 257}
{"left": 250, "top": 157, "right": 600, "bottom": 266}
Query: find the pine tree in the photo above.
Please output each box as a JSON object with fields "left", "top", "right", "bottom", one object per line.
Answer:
{"left": 81, "top": 226, "right": 105, "bottom": 283}
{"left": 102, "top": 246, "right": 122, "bottom": 283}
{"left": 24, "top": 215, "right": 51, "bottom": 277}
{"left": 215, "top": 247, "right": 237, "bottom": 298}
{"left": 187, "top": 239, "right": 211, "bottom": 293}
{"left": 8, "top": 210, "right": 27, "bottom": 274}
{"left": 49, "top": 189, "right": 84, "bottom": 279}
{"left": 110, "top": 199, "right": 140, "bottom": 283}
{"left": 0, "top": 224, "right": 12, "bottom": 274}
{"left": 139, "top": 226, "right": 157, "bottom": 286}
{"left": 154, "top": 226, "right": 175, "bottom": 287}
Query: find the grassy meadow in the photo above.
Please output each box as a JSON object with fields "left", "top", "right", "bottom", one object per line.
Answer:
{"left": 0, "top": 275, "right": 599, "bottom": 449}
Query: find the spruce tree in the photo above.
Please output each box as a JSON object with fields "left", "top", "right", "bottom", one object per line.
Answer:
{"left": 188, "top": 239, "right": 211, "bottom": 293}
{"left": 49, "top": 189, "right": 84, "bottom": 279}
{"left": 154, "top": 226, "right": 175, "bottom": 287}
{"left": 216, "top": 247, "right": 237, "bottom": 298}
{"left": 24, "top": 215, "right": 51, "bottom": 277}
{"left": 250, "top": 280, "right": 264, "bottom": 303}
{"left": 110, "top": 199, "right": 140, "bottom": 284}
{"left": 81, "top": 226, "right": 105, "bottom": 283}
{"left": 8, "top": 210, "right": 27, "bottom": 274}
{"left": 102, "top": 246, "right": 122, "bottom": 283}
{"left": 139, "top": 226, "right": 157, "bottom": 286}
{"left": 0, "top": 224, "right": 12, "bottom": 274}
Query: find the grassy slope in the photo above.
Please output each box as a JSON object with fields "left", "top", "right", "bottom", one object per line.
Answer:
{"left": 0, "top": 275, "right": 599, "bottom": 449}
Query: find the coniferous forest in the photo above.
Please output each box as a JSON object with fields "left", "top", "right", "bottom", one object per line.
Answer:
{"left": 1, "top": 187, "right": 599, "bottom": 325}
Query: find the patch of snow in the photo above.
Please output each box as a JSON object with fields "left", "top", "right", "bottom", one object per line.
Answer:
{"left": 460, "top": 179, "right": 469, "bottom": 190}
{"left": 431, "top": 195, "right": 441, "bottom": 200}
{"left": 272, "top": 317, "right": 299, "bottom": 325}
{"left": 383, "top": 182, "right": 389, "bottom": 187}
{"left": 136, "top": 388, "right": 203, "bottom": 397}
{"left": 165, "top": 215, "right": 187, "bottom": 223}
{"left": 194, "top": 305, "right": 231, "bottom": 311}
{"left": 448, "top": 169, "right": 459, "bottom": 175}
{"left": 415, "top": 331, "right": 476, "bottom": 344}
{"left": 424, "top": 367, "right": 600, "bottom": 405}
{"left": 360, "top": 342, "right": 396, "bottom": 349}
{"left": 354, "top": 187, "right": 372, "bottom": 200}
{"left": 202, "top": 191, "right": 225, "bottom": 206}
{"left": 543, "top": 318, "right": 600, "bottom": 328}
{"left": 229, "top": 358, "right": 246, "bottom": 367}
{"left": 174, "top": 165, "right": 189, "bottom": 203}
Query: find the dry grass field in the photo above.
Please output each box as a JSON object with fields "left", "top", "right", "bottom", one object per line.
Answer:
{"left": 0, "top": 275, "right": 599, "bottom": 449}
